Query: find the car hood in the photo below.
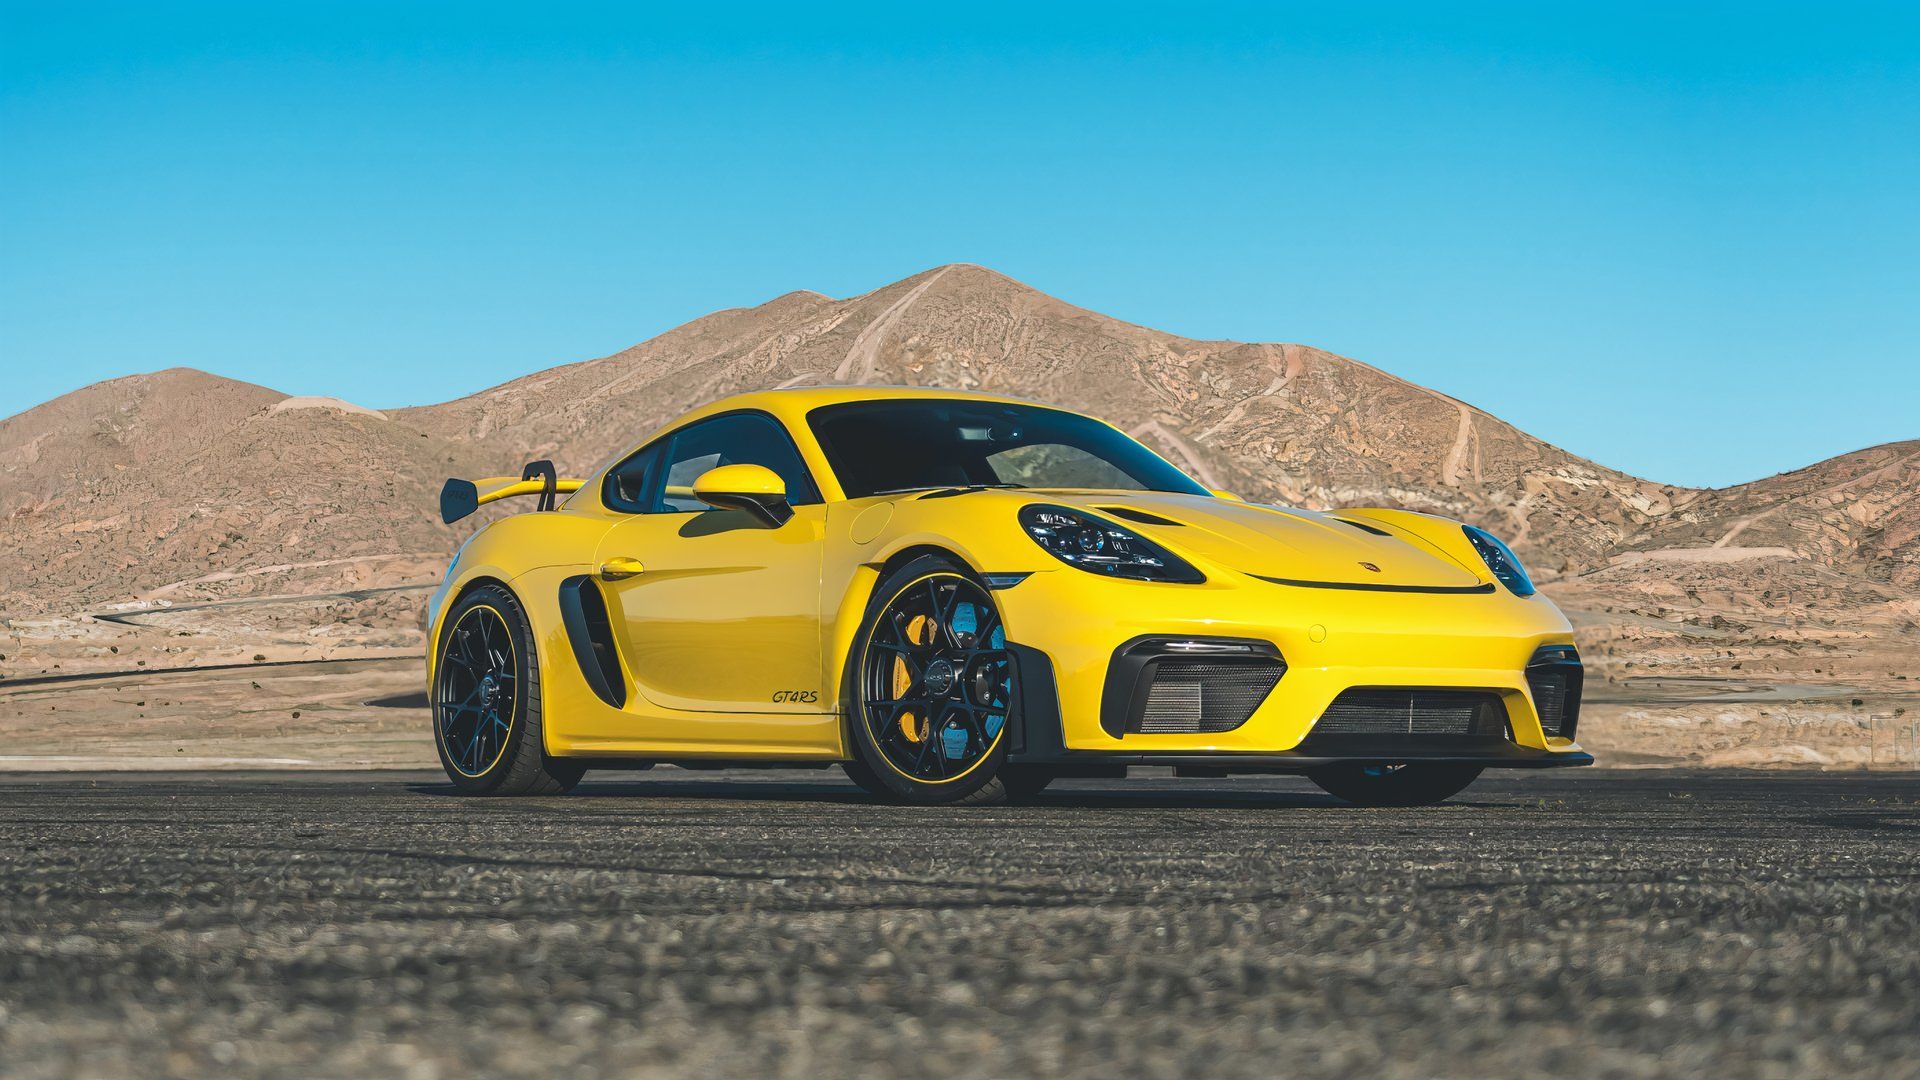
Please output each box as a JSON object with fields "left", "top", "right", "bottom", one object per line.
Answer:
{"left": 1018, "top": 491, "right": 1489, "bottom": 590}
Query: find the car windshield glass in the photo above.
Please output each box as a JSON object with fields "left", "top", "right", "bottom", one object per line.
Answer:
{"left": 808, "top": 400, "right": 1209, "bottom": 499}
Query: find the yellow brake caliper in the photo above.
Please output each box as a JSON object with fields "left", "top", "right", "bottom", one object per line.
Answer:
{"left": 895, "top": 614, "right": 933, "bottom": 743}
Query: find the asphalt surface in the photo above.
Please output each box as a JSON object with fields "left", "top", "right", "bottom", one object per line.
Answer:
{"left": 1, "top": 769, "right": 1917, "bottom": 1079}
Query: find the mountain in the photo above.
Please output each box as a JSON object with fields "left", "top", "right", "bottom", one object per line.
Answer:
{"left": 399, "top": 265, "right": 1681, "bottom": 572}
{"left": 0, "top": 369, "right": 491, "bottom": 611}
{"left": 0, "top": 265, "right": 1906, "bottom": 617}
{"left": 1620, "top": 440, "right": 1920, "bottom": 588}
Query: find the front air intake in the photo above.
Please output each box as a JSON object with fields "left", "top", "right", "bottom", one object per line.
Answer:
{"left": 1135, "top": 658, "right": 1287, "bottom": 733}
{"left": 1306, "top": 689, "right": 1508, "bottom": 739}
{"left": 1525, "top": 645, "right": 1584, "bottom": 739}
{"left": 1101, "top": 637, "right": 1286, "bottom": 737}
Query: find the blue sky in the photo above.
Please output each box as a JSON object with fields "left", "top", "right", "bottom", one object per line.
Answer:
{"left": 2, "top": 2, "right": 1916, "bottom": 488}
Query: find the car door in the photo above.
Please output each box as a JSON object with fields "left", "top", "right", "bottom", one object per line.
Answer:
{"left": 591, "top": 411, "right": 827, "bottom": 715}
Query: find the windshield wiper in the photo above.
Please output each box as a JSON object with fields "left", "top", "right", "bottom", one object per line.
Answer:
{"left": 870, "top": 483, "right": 1028, "bottom": 498}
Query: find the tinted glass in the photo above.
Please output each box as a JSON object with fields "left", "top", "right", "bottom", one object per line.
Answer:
{"left": 603, "top": 443, "right": 661, "bottom": 513}
{"left": 654, "top": 412, "right": 821, "bottom": 513}
{"left": 808, "top": 400, "right": 1208, "bottom": 499}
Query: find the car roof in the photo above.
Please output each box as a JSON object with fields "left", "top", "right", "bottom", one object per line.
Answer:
{"left": 676, "top": 385, "right": 1055, "bottom": 428}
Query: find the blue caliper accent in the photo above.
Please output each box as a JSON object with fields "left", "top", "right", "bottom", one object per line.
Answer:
{"left": 942, "top": 724, "right": 969, "bottom": 759}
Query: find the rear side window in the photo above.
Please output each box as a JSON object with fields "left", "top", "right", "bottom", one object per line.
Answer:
{"left": 603, "top": 443, "right": 662, "bottom": 513}
{"left": 651, "top": 412, "right": 821, "bottom": 514}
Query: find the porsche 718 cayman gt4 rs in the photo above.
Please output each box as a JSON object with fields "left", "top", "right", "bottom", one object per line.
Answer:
{"left": 427, "top": 387, "right": 1590, "bottom": 805}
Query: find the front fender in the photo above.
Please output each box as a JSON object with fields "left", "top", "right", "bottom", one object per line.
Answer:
{"left": 424, "top": 509, "right": 614, "bottom": 673}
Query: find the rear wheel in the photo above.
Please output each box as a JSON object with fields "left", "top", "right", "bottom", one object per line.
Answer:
{"left": 432, "top": 584, "right": 585, "bottom": 796}
{"left": 845, "top": 557, "right": 1016, "bottom": 806}
{"left": 1307, "top": 763, "right": 1483, "bottom": 807}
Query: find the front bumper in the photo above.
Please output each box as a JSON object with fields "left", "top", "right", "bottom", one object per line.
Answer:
{"left": 994, "top": 567, "right": 1591, "bottom": 766}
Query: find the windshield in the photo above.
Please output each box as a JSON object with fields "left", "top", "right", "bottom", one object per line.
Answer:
{"left": 808, "top": 399, "right": 1209, "bottom": 499}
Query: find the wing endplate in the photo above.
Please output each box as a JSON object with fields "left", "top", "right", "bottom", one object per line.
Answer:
{"left": 439, "top": 467, "right": 585, "bottom": 524}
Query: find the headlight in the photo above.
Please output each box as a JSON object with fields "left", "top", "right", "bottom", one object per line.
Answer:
{"left": 1018, "top": 504, "right": 1204, "bottom": 583}
{"left": 1463, "top": 525, "right": 1535, "bottom": 596}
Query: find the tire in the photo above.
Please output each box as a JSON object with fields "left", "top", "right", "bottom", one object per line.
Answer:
{"left": 999, "top": 766, "right": 1056, "bottom": 802}
{"left": 843, "top": 556, "right": 1016, "bottom": 806}
{"left": 431, "top": 583, "right": 586, "bottom": 796}
{"left": 838, "top": 757, "right": 893, "bottom": 799}
{"left": 1307, "top": 763, "right": 1483, "bottom": 807}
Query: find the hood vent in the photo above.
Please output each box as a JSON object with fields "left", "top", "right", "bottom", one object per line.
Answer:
{"left": 1334, "top": 517, "right": 1392, "bottom": 537}
{"left": 1098, "top": 506, "right": 1184, "bottom": 526}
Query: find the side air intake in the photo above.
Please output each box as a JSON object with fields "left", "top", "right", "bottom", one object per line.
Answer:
{"left": 1101, "top": 637, "right": 1286, "bottom": 737}
{"left": 1525, "top": 645, "right": 1584, "bottom": 739}
{"left": 558, "top": 575, "right": 626, "bottom": 708}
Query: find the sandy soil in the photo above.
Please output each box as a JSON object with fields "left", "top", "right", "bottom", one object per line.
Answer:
{"left": 4, "top": 595, "right": 1916, "bottom": 771}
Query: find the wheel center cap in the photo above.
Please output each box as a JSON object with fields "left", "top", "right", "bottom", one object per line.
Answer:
{"left": 923, "top": 659, "right": 957, "bottom": 697}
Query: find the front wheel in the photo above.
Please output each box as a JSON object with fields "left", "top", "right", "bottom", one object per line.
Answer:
{"left": 1307, "top": 763, "right": 1483, "bottom": 807}
{"left": 999, "top": 766, "right": 1056, "bottom": 801}
{"left": 432, "top": 584, "right": 585, "bottom": 795}
{"left": 844, "top": 557, "right": 1017, "bottom": 806}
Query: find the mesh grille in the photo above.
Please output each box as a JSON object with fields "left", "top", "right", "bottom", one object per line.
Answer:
{"left": 1526, "top": 648, "right": 1582, "bottom": 739}
{"left": 1529, "top": 669, "right": 1569, "bottom": 736}
{"left": 1135, "top": 659, "right": 1285, "bottom": 734}
{"left": 1310, "top": 689, "right": 1506, "bottom": 737}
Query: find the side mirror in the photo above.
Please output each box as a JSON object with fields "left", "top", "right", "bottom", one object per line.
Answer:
{"left": 1211, "top": 489, "right": 1244, "bottom": 502}
{"left": 692, "top": 464, "right": 794, "bottom": 527}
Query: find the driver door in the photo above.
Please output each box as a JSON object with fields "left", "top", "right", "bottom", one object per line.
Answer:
{"left": 592, "top": 411, "right": 827, "bottom": 716}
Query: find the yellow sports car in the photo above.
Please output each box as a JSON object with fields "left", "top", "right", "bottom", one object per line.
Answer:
{"left": 427, "top": 387, "right": 1590, "bottom": 805}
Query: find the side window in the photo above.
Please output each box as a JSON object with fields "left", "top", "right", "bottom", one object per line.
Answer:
{"left": 654, "top": 412, "right": 821, "bottom": 514}
{"left": 603, "top": 442, "right": 662, "bottom": 513}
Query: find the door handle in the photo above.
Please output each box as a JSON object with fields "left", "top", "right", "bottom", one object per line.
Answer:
{"left": 598, "top": 557, "right": 645, "bottom": 581}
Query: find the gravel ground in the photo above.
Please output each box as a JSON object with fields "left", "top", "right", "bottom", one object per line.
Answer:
{"left": 1, "top": 768, "right": 1916, "bottom": 1078}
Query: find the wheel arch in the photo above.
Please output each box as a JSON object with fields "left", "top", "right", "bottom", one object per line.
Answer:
{"left": 875, "top": 542, "right": 983, "bottom": 585}
{"left": 833, "top": 550, "right": 1017, "bottom": 799}
{"left": 826, "top": 542, "right": 981, "bottom": 740}
{"left": 427, "top": 573, "right": 519, "bottom": 677}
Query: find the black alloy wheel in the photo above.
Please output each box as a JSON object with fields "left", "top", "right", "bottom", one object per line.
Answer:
{"left": 846, "top": 558, "right": 1017, "bottom": 805}
{"left": 432, "top": 583, "right": 584, "bottom": 795}
{"left": 436, "top": 603, "right": 518, "bottom": 779}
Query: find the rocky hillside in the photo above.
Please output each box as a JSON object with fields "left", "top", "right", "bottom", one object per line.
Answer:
{"left": 1621, "top": 440, "right": 1920, "bottom": 588}
{"left": 0, "top": 265, "right": 1907, "bottom": 617}
{"left": 0, "top": 370, "right": 490, "bottom": 610}
{"left": 401, "top": 265, "right": 1683, "bottom": 572}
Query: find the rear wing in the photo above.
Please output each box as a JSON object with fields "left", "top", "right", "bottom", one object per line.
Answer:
{"left": 440, "top": 460, "right": 584, "bottom": 524}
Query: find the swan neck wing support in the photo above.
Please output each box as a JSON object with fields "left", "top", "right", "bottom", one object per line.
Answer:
{"left": 439, "top": 460, "right": 585, "bottom": 524}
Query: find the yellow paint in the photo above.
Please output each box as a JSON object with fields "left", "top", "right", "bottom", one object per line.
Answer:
{"left": 426, "top": 386, "right": 1588, "bottom": 766}
{"left": 849, "top": 501, "right": 893, "bottom": 545}
{"left": 692, "top": 462, "right": 786, "bottom": 501}
{"left": 472, "top": 476, "right": 584, "bottom": 509}
{"left": 597, "top": 556, "right": 644, "bottom": 581}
